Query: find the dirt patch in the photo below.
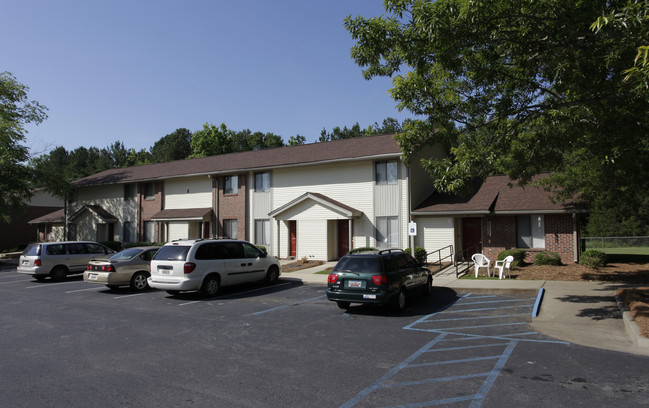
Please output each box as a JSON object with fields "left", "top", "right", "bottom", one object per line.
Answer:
{"left": 281, "top": 260, "right": 324, "bottom": 273}
{"left": 510, "top": 262, "right": 649, "bottom": 338}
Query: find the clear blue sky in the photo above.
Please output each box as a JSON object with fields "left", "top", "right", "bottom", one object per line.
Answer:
{"left": 3, "top": 0, "right": 410, "bottom": 155}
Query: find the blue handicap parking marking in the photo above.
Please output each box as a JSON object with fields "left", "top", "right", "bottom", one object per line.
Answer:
{"left": 340, "top": 293, "right": 568, "bottom": 408}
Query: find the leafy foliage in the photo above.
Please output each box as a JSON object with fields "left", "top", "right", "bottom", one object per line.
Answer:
{"left": 345, "top": 0, "right": 649, "bottom": 232}
{"left": 534, "top": 251, "right": 563, "bottom": 266}
{"left": 497, "top": 249, "right": 527, "bottom": 268}
{"left": 0, "top": 72, "right": 47, "bottom": 222}
{"left": 405, "top": 246, "right": 427, "bottom": 264}
{"left": 150, "top": 128, "right": 192, "bottom": 163}
{"left": 580, "top": 249, "right": 608, "bottom": 268}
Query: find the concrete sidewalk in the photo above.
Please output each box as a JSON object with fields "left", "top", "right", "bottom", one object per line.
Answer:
{"left": 280, "top": 260, "right": 649, "bottom": 356}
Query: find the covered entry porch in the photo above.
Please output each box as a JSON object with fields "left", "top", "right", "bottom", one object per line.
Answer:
{"left": 269, "top": 192, "right": 361, "bottom": 261}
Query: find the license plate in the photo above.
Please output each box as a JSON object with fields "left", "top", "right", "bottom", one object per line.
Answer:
{"left": 363, "top": 294, "right": 377, "bottom": 299}
{"left": 160, "top": 270, "right": 171, "bottom": 275}
{"left": 22, "top": 261, "right": 29, "bottom": 265}
{"left": 347, "top": 280, "right": 365, "bottom": 288}
{"left": 88, "top": 273, "right": 98, "bottom": 280}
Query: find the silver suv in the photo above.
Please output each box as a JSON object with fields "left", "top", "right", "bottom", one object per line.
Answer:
{"left": 17, "top": 241, "right": 115, "bottom": 281}
{"left": 148, "top": 239, "right": 281, "bottom": 296}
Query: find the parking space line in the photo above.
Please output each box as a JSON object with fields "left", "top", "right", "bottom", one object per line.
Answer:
{"left": 457, "top": 297, "right": 536, "bottom": 306}
{"left": 250, "top": 294, "right": 326, "bottom": 315}
{"left": 178, "top": 282, "right": 294, "bottom": 306}
{"left": 65, "top": 287, "right": 101, "bottom": 293}
{"left": 0, "top": 279, "right": 33, "bottom": 285}
{"left": 26, "top": 281, "right": 80, "bottom": 289}
{"left": 114, "top": 293, "right": 148, "bottom": 299}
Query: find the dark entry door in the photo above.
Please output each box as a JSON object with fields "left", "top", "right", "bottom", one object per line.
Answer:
{"left": 461, "top": 218, "right": 482, "bottom": 258}
{"left": 337, "top": 220, "right": 349, "bottom": 258}
{"left": 289, "top": 221, "right": 297, "bottom": 258}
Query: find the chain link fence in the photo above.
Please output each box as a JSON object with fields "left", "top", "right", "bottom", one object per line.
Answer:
{"left": 581, "top": 236, "right": 649, "bottom": 255}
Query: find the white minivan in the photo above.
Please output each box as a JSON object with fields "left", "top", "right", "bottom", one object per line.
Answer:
{"left": 148, "top": 239, "right": 281, "bottom": 296}
{"left": 17, "top": 241, "right": 115, "bottom": 281}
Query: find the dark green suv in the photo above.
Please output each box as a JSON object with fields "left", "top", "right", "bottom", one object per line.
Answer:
{"left": 326, "top": 249, "right": 432, "bottom": 311}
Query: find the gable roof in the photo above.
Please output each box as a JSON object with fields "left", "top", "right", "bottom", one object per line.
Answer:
{"left": 413, "top": 174, "right": 584, "bottom": 215}
{"left": 28, "top": 208, "right": 65, "bottom": 224}
{"left": 269, "top": 192, "right": 362, "bottom": 218}
{"left": 151, "top": 208, "right": 213, "bottom": 221}
{"left": 69, "top": 205, "right": 118, "bottom": 222}
{"left": 73, "top": 134, "right": 401, "bottom": 187}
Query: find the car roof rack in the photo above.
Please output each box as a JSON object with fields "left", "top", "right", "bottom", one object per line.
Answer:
{"left": 378, "top": 248, "right": 404, "bottom": 255}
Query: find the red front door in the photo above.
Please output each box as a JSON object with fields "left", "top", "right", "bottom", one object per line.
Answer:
{"left": 462, "top": 218, "right": 482, "bottom": 259}
{"left": 289, "top": 221, "right": 297, "bottom": 258}
{"left": 337, "top": 220, "right": 349, "bottom": 258}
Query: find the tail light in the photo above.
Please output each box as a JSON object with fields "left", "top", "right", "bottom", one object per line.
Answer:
{"left": 328, "top": 273, "right": 339, "bottom": 283}
{"left": 184, "top": 262, "right": 197, "bottom": 274}
{"left": 101, "top": 265, "right": 115, "bottom": 272}
{"left": 372, "top": 275, "right": 388, "bottom": 285}
{"left": 34, "top": 259, "right": 41, "bottom": 266}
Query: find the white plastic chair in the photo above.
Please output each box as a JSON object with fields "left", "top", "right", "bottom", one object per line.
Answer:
{"left": 494, "top": 255, "right": 514, "bottom": 279}
{"left": 471, "top": 253, "right": 491, "bottom": 278}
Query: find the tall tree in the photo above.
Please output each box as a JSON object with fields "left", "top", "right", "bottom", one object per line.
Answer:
{"left": 150, "top": 128, "right": 191, "bottom": 163}
{"left": 190, "top": 123, "right": 234, "bottom": 158}
{"left": 346, "top": 0, "right": 649, "bottom": 233}
{"left": 0, "top": 72, "right": 48, "bottom": 222}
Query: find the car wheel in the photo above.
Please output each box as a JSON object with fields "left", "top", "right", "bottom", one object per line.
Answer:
{"left": 200, "top": 275, "right": 220, "bottom": 297}
{"left": 265, "top": 265, "right": 279, "bottom": 284}
{"left": 394, "top": 288, "right": 407, "bottom": 312}
{"left": 130, "top": 272, "right": 149, "bottom": 291}
{"left": 50, "top": 266, "right": 67, "bottom": 282}
{"left": 106, "top": 285, "right": 120, "bottom": 290}
{"left": 166, "top": 290, "right": 180, "bottom": 295}
{"left": 423, "top": 276, "right": 433, "bottom": 297}
{"left": 336, "top": 301, "right": 351, "bottom": 310}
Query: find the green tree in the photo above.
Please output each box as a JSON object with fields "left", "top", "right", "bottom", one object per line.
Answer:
{"left": 346, "top": 0, "right": 649, "bottom": 234}
{"left": 190, "top": 123, "right": 234, "bottom": 158}
{"left": 0, "top": 72, "right": 48, "bottom": 222}
{"left": 288, "top": 134, "right": 306, "bottom": 146}
{"left": 150, "top": 128, "right": 191, "bottom": 163}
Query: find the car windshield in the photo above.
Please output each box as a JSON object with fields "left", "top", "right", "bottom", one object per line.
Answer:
{"left": 109, "top": 248, "right": 143, "bottom": 261}
{"left": 153, "top": 245, "right": 190, "bottom": 261}
{"left": 333, "top": 256, "right": 382, "bottom": 273}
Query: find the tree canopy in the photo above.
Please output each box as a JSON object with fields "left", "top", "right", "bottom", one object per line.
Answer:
{"left": 0, "top": 72, "right": 47, "bottom": 222}
{"left": 346, "top": 0, "right": 649, "bottom": 234}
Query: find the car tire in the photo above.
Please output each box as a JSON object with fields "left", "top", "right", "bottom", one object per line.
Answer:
{"left": 166, "top": 290, "right": 180, "bottom": 295}
{"left": 394, "top": 288, "right": 407, "bottom": 312}
{"left": 50, "top": 266, "right": 67, "bottom": 282}
{"left": 265, "top": 265, "right": 279, "bottom": 284}
{"left": 106, "top": 285, "right": 120, "bottom": 290}
{"left": 200, "top": 275, "right": 220, "bottom": 297}
{"left": 336, "top": 301, "right": 351, "bottom": 310}
{"left": 130, "top": 272, "right": 149, "bottom": 291}
{"left": 423, "top": 276, "right": 433, "bottom": 297}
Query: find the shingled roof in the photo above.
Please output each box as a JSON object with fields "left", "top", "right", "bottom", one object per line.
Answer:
{"left": 413, "top": 174, "right": 584, "bottom": 215}
{"left": 73, "top": 134, "right": 401, "bottom": 187}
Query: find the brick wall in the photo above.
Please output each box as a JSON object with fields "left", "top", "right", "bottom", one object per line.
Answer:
{"left": 217, "top": 174, "right": 247, "bottom": 239}
{"left": 482, "top": 213, "right": 578, "bottom": 264}
{"left": 138, "top": 182, "right": 163, "bottom": 241}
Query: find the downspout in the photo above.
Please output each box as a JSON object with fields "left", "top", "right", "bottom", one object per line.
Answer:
{"left": 573, "top": 213, "right": 578, "bottom": 263}
{"left": 407, "top": 165, "right": 415, "bottom": 252}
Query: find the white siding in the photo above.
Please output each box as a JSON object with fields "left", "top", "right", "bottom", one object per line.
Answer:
{"left": 296, "top": 219, "right": 327, "bottom": 261}
{"left": 73, "top": 184, "right": 137, "bottom": 242}
{"left": 414, "top": 216, "right": 455, "bottom": 253}
{"left": 164, "top": 177, "right": 212, "bottom": 209}
{"left": 168, "top": 222, "right": 188, "bottom": 241}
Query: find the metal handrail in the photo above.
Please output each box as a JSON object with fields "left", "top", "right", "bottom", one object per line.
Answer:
{"left": 455, "top": 245, "right": 478, "bottom": 277}
{"left": 425, "top": 245, "right": 454, "bottom": 274}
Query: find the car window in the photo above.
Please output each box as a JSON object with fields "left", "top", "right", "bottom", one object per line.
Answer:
{"left": 396, "top": 254, "right": 409, "bottom": 269}
{"left": 45, "top": 244, "right": 65, "bottom": 256}
{"left": 221, "top": 242, "right": 244, "bottom": 259}
{"left": 382, "top": 255, "right": 399, "bottom": 273}
{"left": 110, "top": 248, "right": 142, "bottom": 260}
{"left": 333, "top": 256, "right": 381, "bottom": 273}
{"left": 86, "top": 243, "right": 109, "bottom": 254}
{"left": 404, "top": 253, "right": 419, "bottom": 267}
{"left": 23, "top": 244, "right": 42, "bottom": 256}
{"left": 140, "top": 249, "right": 158, "bottom": 261}
{"left": 242, "top": 243, "right": 262, "bottom": 259}
{"left": 153, "top": 245, "right": 190, "bottom": 261}
{"left": 194, "top": 243, "right": 226, "bottom": 260}
{"left": 67, "top": 243, "right": 86, "bottom": 254}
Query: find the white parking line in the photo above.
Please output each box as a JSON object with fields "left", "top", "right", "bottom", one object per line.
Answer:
{"left": 0, "top": 279, "right": 33, "bottom": 285}
{"left": 65, "top": 287, "right": 101, "bottom": 293}
{"left": 114, "top": 293, "right": 148, "bottom": 299}
{"left": 26, "top": 281, "right": 80, "bottom": 289}
{"left": 178, "top": 282, "right": 293, "bottom": 306}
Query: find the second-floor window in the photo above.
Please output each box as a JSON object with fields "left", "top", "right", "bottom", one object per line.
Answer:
{"left": 143, "top": 183, "right": 155, "bottom": 199}
{"left": 224, "top": 175, "right": 238, "bottom": 194}
{"left": 375, "top": 160, "right": 398, "bottom": 185}
{"left": 255, "top": 172, "right": 270, "bottom": 192}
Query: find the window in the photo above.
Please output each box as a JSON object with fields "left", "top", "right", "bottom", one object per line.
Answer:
{"left": 224, "top": 175, "right": 238, "bottom": 194}
{"left": 223, "top": 219, "right": 238, "bottom": 239}
{"left": 517, "top": 215, "right": 545, "bottom": 249}
{"left": 376, "top": 216, "right": 398, "bottom": 248}
{"left": 123, "top": 184, "right": 134, "bottom": 200}
{"left": 123, "top": 221, "right": 133, "bottom": 242}
{"left": 255, "top": 219, "right": 271, "bottom": 245}
{"left": 143, "top": 183, "right": 155, "bottom": 199}
{"left": 143, "top": 221, "right": 155, "bottom": 242}
{"left": 375, "top": 160, "right": 398, "bottom": 185}
{"left": 255, "top": 172, "right": 270, "bottom": 192}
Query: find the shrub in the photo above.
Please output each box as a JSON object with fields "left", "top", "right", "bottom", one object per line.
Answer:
{"left": 534, "top": 251, "right": 562, "bottom": 266}
{"left": 349, "top": 247, "right": 378, "bottom": 254}
{"left": 497, "top": 249, "right": 526, "bottom": 268}
{"left": 101, "top": 241, "right": 123, "bottom": 252}
{"left": 123, "top": 241, "right": 164, "bottom": 249}
{"left": 580, "top": 249, "right": 608, "bottom": 268}
{"left": 405, "top": 247, "right": 427, "bottom": 264}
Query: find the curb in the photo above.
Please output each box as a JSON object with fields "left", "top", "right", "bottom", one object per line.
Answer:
{"left": 615, "top": 295, "right": 649, "bottom": 348}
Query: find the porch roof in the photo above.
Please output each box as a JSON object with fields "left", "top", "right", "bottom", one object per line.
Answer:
{"left": 28, "top": 208, "right": 65, "bottom": 224}
{"left": 151, "top": 208, "right": 213, "bottom": 221}
{"left": 69, "top": 205, "right": 118, "bottom": 222}
{"left": 413, "top": 174, "right": 584, "bottom": 216}
{"left": 269, "top": 192, "right": 362, "bottom": 219}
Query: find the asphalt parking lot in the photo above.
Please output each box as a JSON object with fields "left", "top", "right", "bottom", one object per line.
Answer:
{"left": 1, "top": 263, "right": 648, "bottom": 407}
